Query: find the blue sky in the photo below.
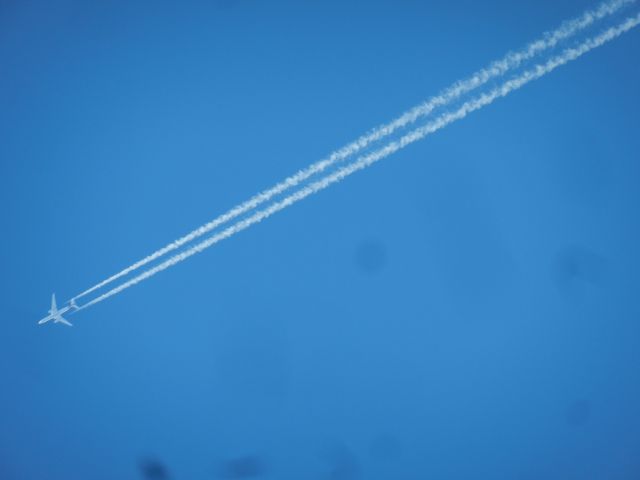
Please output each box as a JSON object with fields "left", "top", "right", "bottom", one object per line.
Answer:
{"left": 1, "top": 1, "right": 639, "bottom": 479}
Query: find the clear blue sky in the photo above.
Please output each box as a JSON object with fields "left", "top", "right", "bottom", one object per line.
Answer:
{"left": 1, "top": 1, "right": 639, "bottom": 479}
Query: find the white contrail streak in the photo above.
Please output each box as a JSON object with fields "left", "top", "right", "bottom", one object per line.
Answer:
{"left": 76, "top": 13, "right": 640, "bottom": 311}
{"left": 71, "top": 0, "right": 635, "bottom": 302}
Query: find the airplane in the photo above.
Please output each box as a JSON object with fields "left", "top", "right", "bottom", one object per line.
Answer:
{"left": 38, "top": 294, "right": 78, "bottom": 327}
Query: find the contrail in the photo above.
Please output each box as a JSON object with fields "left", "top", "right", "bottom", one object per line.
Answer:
{"left": 71, "top": 0, "right": 635, "bottom": 302}
{"left": 76, "top": 13, "right": 640, "bottom": 311}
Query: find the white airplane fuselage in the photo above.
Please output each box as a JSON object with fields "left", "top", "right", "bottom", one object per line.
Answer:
{"left": 49, "top": 304, "right": 72, "bottom": 316}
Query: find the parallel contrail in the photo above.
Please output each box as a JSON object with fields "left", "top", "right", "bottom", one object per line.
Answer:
{"left": 76, "top": 13, "right": 640, "bottom": 311}
{"left": 71, "top": 0, "right": 635, "bottom": 302}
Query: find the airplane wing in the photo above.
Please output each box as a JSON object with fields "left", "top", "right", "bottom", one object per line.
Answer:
{"left": 55, "top": 315, "right": 73, "bottom": 327}
{"left": 51, "top": 293, "right": 57, "bottom": 312}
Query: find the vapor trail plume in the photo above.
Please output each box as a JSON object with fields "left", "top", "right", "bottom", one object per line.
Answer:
{"left": 77, "top": 12, "right": 640, "bottom": 311}
{"left": 71, "top": 0, "right": 635, "bottom": 302}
